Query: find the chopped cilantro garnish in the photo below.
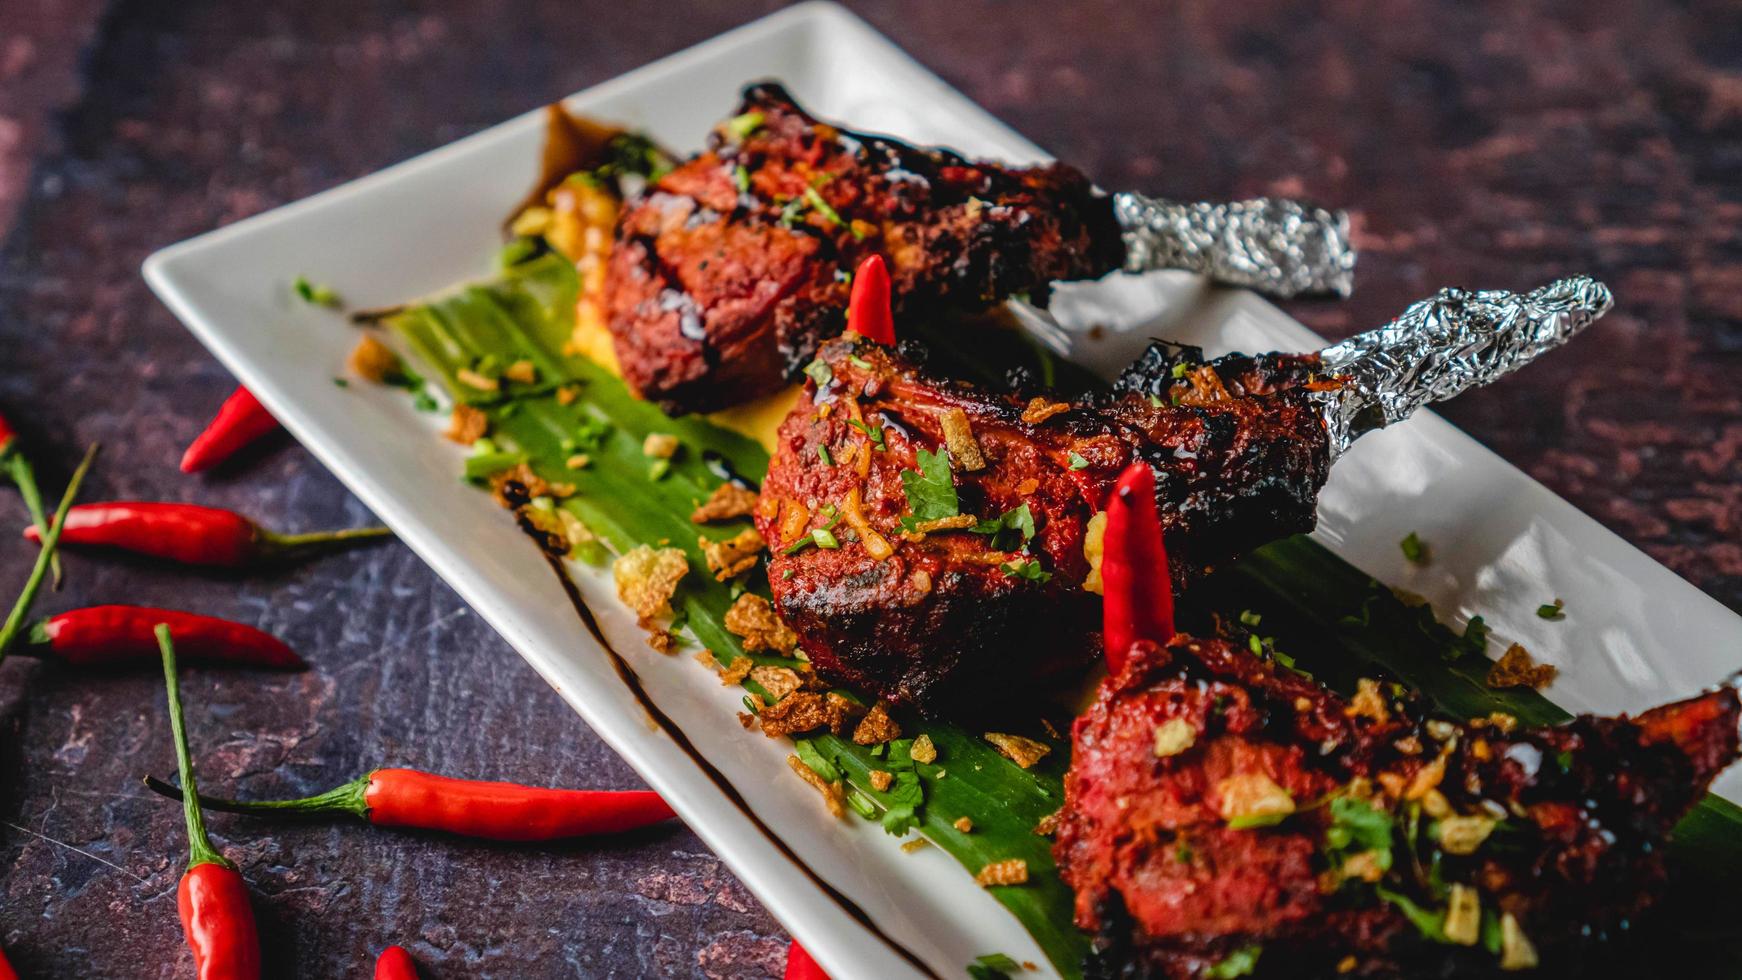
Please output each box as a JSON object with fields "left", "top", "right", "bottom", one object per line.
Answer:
{"left": 898, "top": 448, "right": 959, "bottom": 529}
{"left": 723, "top": 110, "right": 764, "bottom": 140}
{"left": 1555, "top": 749, "right": 1574, "bottom": 773}
{"left": 782, "top": 568, "right": 795, "bottom": 580}
{"left": 1001, "top": 559, "right": 1052, "bottom": 583}
{"left": 332, "top": 377, "right": 349, "bottom": 388}
{"left": 411, "top": 391, "right": 439, "bottom": 413}
{"left": 817, "top": 444, "right": 833, "bottom": 466}
{"left": 1170, "top": 362, "right": 1191, "bottom": 380}
{"left": 1239, "top": 609, "right": 1262, "bottom": 627}
{"left": 1400, "top": 531, "right": 1429, "bottom": 564}
{"left": 293, "top": 276, "right": 340, "bottom": 308}
{"left": 648, "top": 458, "right": 671, "bottom": 481}
{"left": 971, "top": 504, "right": 1036, "bottom": 552}
{"left": 1175, "top": 840, "right": 1194, "bottom": 863}
{"left": 1324, "top": 795, "right": 1395, "bottom": 874}
{"left": 1205, "top": 945, "right": 1262, "bottom": 979}
{"left": 848, "top": 355, "right": 873, "bottom": 370}
{"left": 812, "top": 527, "right": 840, "bottom": 549}
{"left": 1536, "top": 599, "right": 1565, "bottom": 620}
{"left": 732, "top": 164, "right": 750, "bottom": 194}
{"left": 1148, "top": 393, "right": 1164, "bottom": 408}
{"left": 803, "top": 359, "right": 832, "bottom": 388}
{"left": 847, "top": 418, "right": 886, "bottom": 449}
{"left": 1067, "top": 451, "right": 1090, "bottom": 470}
{"left": 1248, "top": 634, "right": 1265, "bottom": 656}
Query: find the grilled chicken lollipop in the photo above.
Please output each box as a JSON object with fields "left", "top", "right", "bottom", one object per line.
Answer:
{"left": 607, "top": 82, "right": 1123, "bottom": 413}
{"left": 1056, "top": 634, "right": 1742, "bottom": 978}
{"left": 603, "top": 83, "right": 1355, "bottom": 414}
{"left": 757, "top": 278, "right": 1611, "bottom": 715}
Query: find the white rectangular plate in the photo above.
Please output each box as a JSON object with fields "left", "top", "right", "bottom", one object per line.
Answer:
{"left": 143, "top": 4, "right": 1742, "bottom": 977}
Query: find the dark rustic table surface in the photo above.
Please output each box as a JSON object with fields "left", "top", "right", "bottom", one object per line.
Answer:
{"left": 2, "top": 1, "right": 1738, "bottom": 976}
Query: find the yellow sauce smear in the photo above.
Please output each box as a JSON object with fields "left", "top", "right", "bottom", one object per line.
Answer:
{"left": 526, "top": 178, "right": 799, "bottom": 453}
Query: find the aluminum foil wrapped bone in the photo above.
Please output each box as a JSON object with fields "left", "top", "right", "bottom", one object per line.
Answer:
{"left": 1313, "top": 275, "right": 1614, "bottom": 458}
{"left": 1113, "top": 192, "right": 1356, "bottom": 299}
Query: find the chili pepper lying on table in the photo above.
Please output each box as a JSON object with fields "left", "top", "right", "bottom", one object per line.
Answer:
{"left": 845, "top": 253, "right": 895, "bottom": 346}
{"left": 0, "top": 444, "right": 98, "bottom": 664}
{"left": 144, "top": 769, "right": 677, "bottom": 842}
{"left": 1099, "top": 461, "right": 1174, "bottom": 672}
{"left": 181, "top": 386, "right": 281, "bottom": 474}
{"left": 158, "top": 624, "right": 262, "bottom": 979}
{"left": 24, "top": 502, "right": 392, "bottom": 568}
{"left": 0, "top": 943, "right": 17, "bottom": 980}
{"left": 0, "top": 409, "right": 62, "bottom": 588}
{"left": 784, "top": 940, "right": 829, "bottom": 980}
{"left": 375, "top": 946, "right": 420, "bottom": 980}
{"left": 15, "top": 605, "right": 303, "bottom": 669}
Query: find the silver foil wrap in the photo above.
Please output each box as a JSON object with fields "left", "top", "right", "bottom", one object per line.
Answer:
{"left": 1314, "top": 276, "right": 1614, "bottom": 458}
{"left": 1113, "top": 192, "right": 1356, "bottom": 299}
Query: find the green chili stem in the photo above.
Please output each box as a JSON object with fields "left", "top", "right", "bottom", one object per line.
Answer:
{"left": 0, "top": 443, "right": 97, "bottom": 663}
{"left": 258, "top": 524, "right": 394, "bottom": 559}
{"left": 156, "top": 624, "right": 235, "bottom": 871}
{"left": 141, "top": 773, "right": 370, "bottom": 820}
{"left": 3, "top": 452, "right": 60, "bottom": 587}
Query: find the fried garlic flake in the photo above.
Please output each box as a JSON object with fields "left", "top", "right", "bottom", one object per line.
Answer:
{"left": 724, "top": 593, "right": 798, "bottom": 653}
{"left": 612, "top": 545, "right": 689, "bottom": 619}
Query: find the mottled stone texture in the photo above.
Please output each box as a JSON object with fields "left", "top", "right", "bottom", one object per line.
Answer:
{"left": 1, "top": 0, "right": 1738, "bottom": 976}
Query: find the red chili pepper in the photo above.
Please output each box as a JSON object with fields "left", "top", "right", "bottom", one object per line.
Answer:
{"left": 785, "top": 940, "right": 830, "bottom": 980}
{"left": 1101, "top": 462, "right": 1174, "bottom": 673}
{"left": 0, "top": 409, "right": 61, "bottom": 588}
{"left": 24, "top": 502, "right": 391, "bottom": 567}
{"left": 375, "top": 946, "right": 420, "bottom": 980}
{"left": 181, "top": 386, "right": 281, "bottom": 474}
{"left": 143, "top": 769, "right": 676, "bottom": 841}
{"left": 158, "top": 624, "right": 262, "bottom": 980}
{"left": 0, "top": 943, "right": 17, "bottom": 980}
{"left": 21, "top": 605, "right": 303, "bottom": 669}
{"left": 846, "top": 254, "right": 895, "bottom": 346}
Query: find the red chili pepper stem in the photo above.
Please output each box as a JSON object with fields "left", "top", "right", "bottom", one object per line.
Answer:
{"left": 0, "top": 444, "right": 98, "bottom": 665}
{"left": 157, "top": 624, "right": 262, "bottom": 979}
{"left": 1100, "top": 461, "right": 1175, "bottom": 674}
{"left": 158, "top": 624, "right": 233, "bottom": 871}
{"left": 143, "top": 772, "right": 369, "bottom": 820}
{"left": 1, "top": 423, "right": 61, "bottom": 587}
{"left": 256, "top": 524, "right": 394, "bottom": 561}
{"left": 846, "top": 254, "right": 895, "bottom": 346}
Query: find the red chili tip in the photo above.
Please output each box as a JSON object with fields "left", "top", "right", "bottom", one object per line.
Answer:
{"left": 846, "top": 254, "right": 895, "bottom": 346}
{"left": 784, "top": 940, "right": 831, "bottom": 980}
{"left": 181, "top": 386, "right": 281, "bottom": 474}
{"left": 375, "top": 945, "right": 420, "bottom": 980}
{"left": 1101, "top": 462, "right": 1175, "bottom": 674}
{"left": 0, "top": 410, "right": 15, "bottom": 453}
{"left": 0, "top": 942, "right": 17, "bottom": 980}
